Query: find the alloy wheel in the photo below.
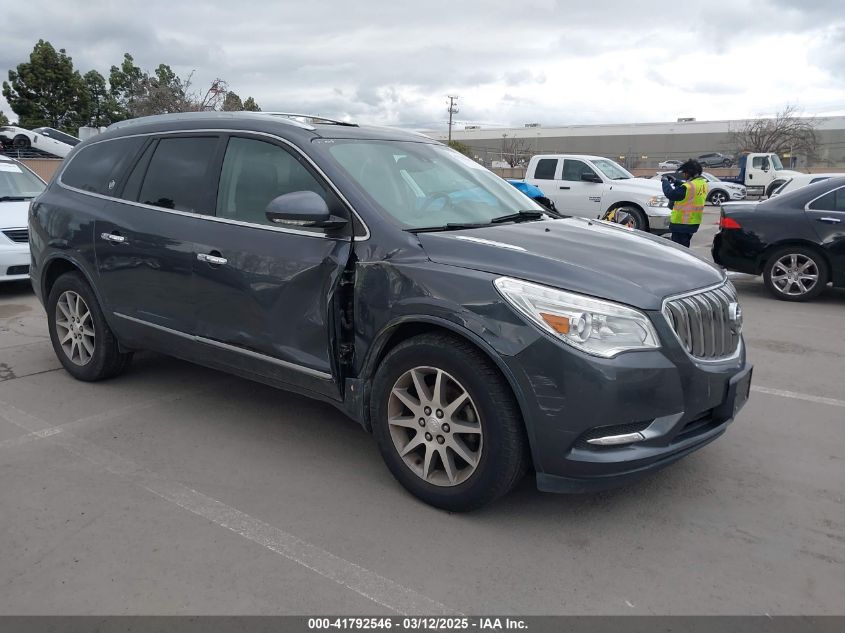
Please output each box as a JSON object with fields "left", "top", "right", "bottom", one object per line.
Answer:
{"left": 770, "top": 253, "right": 819, "bottom": 297}
{"left": 711, "top": 191, "right": 728, "bottom": 206}
{"left": 55, "top": 290, "right": 96, "bottom": 366}
{"left": 387, "top": 366, "right": 483, "bottom": 487}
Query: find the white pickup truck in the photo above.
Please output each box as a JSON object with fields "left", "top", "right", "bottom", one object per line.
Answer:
{"left": 523, "top": 154, "right": 671, "bottom": 233}
{"left": 721, "top": 152, "right": 802, "bottom": 198}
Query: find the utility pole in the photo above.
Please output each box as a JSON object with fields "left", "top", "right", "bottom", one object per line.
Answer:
{"left": 447, "top": 96, "right": 459, "bottom": 143}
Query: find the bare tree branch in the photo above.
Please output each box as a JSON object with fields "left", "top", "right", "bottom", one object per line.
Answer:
{"left": 730, "top": 105, "right": 822, "bottom": 163}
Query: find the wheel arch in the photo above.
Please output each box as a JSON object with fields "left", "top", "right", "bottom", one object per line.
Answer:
{"left": 356, "top": 316, "right": 535, "bottom": 464}
{"left": 606, "top": 201, "right": 649, "bottom": 230}
{"left": 41, "top": 255, "right": 109, "bottom": 317}
{"left": 766, "top": 180, "right": 786, "bottom": 197}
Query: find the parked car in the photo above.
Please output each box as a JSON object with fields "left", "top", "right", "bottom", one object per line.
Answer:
{"left": 658, "top": 159, "right": 681, "bottom": 170}
{"left": 522, "top": 154, "right": 671, "bottom": 233}
{"left": 721, "top": 152, "right": 801, "bottom": 198}
{"left": 770, "top": 173, "right": 842, "bottom": 197}
{"left": 652, "top": 171, "right": 746, "bottom": 205}
{"left": 30, "top": 111, "right": 751, "bottom": 510}
{"left": 713, "top": 176, "right": 845, "bottom": 301}
{"left": 698, "top": 153, "right": 734, "bottom": 168}
{"left": 1, "top": 155, "right": 46, "bottom": 281}
{"left": 0, "top": 125, "right": 79, "bottom": 158}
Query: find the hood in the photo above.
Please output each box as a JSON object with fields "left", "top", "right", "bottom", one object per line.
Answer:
{"left": 416, "top": 218, "right": 724, "bottom": 310}
{"left": 775, "top": 169, "right": 802, "bottom": 178}
{"left": 0, "top": 200, "right": 29, "bottom": 231}
{"left": 615, "top": 178, "right": 664, "bottom": 194}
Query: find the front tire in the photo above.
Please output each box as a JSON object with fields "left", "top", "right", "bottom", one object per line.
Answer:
{"left": 47, "top": 272, "right": 133, "bottom": 380}
{"left": 370, "top": 333, "right": 528, "bottom": 511}
{"left": 708, "top": 190, "right": 728, "bottom": 206}
{"left": 763, "top": 246, "right": 828, "bottom": 302}
{"left": 12, "top": 134, "right": 31, "bottom": 149}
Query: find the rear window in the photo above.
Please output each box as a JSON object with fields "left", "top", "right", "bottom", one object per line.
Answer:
{"left": 808, "top": 186, "right": 845, "bottom": 212}
{"left": 61, "top": 137, "right": 145, "bottom": 195}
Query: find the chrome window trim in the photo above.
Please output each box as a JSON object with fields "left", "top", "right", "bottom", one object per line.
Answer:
{"left": 113, "top": 312, "right": 333, "bottom": 380}
{"left": 804, "top": 185, "right": 845, "bottom": 213}
{"left": 660, "top": 279, "right": 743, "bottom": 364}
{"left": 57, "top": 128, "right": 371, "bottom": 241}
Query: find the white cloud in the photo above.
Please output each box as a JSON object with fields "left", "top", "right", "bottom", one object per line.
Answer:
{"left": 1, "top": 0, "right": 844, "bottom": 130}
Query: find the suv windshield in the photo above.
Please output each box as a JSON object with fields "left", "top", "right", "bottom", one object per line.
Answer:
{"left": 591, "top": 159, "right": 633, "bottom": 180}
{"left": 321, "top": 140, "right": 545, "bottom": 229}
{"left": 0, "top": 161, "right": 45, "bottom": 199}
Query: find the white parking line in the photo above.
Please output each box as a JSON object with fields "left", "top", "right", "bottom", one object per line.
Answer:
{"left": 0, "top": 400, "right": 455, "bottom": 616}
{"left": 751, "top": 386, "right": 845, "bottom": 408}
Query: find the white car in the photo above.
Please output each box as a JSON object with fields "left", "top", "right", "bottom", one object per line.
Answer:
{"left": 658, "top": 159, "right": 682, "bottom": 170}
{"left": 0, "top": 125, "right": 80, "bottom": 158}
{"left": 652, "top": 171, "right": 746, "bottom": 205}
{"left": 770, "top": 173, "right": 842, "bottom": 197}
{"left": 0, "top": 155, "right": 46, "bottom": 282}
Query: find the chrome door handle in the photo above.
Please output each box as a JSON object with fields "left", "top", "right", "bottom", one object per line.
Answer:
{"left": 197, "top": 253, "right": 227, "bottom": 266}
{"left": 817, "top": 217, "right": 841, "bottom": 224}
{"left": 100, "top": 232, "right": 127, "bottom": 244}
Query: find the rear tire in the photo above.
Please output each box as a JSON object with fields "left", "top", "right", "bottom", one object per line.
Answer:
{"left": 370, "top": 333, "right": 528, "bottom": 511}
{"left": 47, "top": 272, "right": 133, "bottom": 381}
{"left": 763, "top": 246, "right": 828, "bottom": 302}
{"left": 12, "top": 134, "right": 31, "bottom": 149}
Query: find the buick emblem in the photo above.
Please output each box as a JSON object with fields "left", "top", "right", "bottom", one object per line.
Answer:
{"left": 728, "top": 302, "right": 743, "bottom": 333}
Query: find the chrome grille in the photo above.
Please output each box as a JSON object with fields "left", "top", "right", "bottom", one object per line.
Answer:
{"left": 663, "top": 283, "right": 741, "bottom": 360}
{"left": 2, "top": 228, "right": 28, "bottom": 243}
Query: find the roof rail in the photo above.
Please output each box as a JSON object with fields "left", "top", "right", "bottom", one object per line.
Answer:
{"left": 260, "top": 112, "right": 358, "bottom": 127}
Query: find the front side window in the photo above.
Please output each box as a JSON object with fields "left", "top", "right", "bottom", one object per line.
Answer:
{"left": 0, "top": 160, "right": 45, "bottom": 199}
{"left": 562, "top": 159, "right": 597, "bottom": 182}
{"left": 808, "top": 187, "right": 845, "bottom": 212}
{"left": 321, "top": 140, "right": 544, "bottom": 230}
{"left": 533, "top": 158, "right": 558, "bottom": 180}
{"left": 216, "top": 137, "right": 328, "bottom": 228}
{"left": 137, "top": 137, "right": 218, "bottom": 213}
{"left": 592, "top": 159, "right": 632, "bottom": 180}
{"left": 771, "top": 155, "right": 784, "bottom": 171}
{"left": 61, "top": 137, "right": 145, "bottom": 196}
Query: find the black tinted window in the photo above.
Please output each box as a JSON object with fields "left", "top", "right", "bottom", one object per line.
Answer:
{"left": 137, "top": 137, "right": 218, "bottom": 213}
{"left": 562, "top": 159, "right": 596, "bottom": 181}
{"left": 533, "top": 158, "right": 558, "bottom": 180}
{"left": 808, "top": 187, "right": 845, "bottom": 212}
{"left": 61, "top": 137, "right": 144, "bottom": 195}
{"left": 216, "top": 137, "right": 327, "bottom": 227}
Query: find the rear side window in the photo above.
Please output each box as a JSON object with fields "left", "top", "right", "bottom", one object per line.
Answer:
{"left": 136, "top": 137, "right": 219, "bottom": 213}
{"left": 216, "top": 137, "right": 328, "bottom": 228}
{"left": 808, "top": 187, "right": 845, "bottom": 212}
{"left": 533, "top": 158, "right": 558, "bottom": 180}
{"left": 61, "top": 137, "right": 145, "bottom": 195}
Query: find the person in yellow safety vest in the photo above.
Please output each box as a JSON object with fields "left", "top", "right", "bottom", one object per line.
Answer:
{"left": 661, "top": 158, "right": 708, "bottom": 248}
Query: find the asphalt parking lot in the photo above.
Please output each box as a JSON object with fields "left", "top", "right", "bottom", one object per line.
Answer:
{"left": 1, "top": 209, "right": 843, "bottom": 615}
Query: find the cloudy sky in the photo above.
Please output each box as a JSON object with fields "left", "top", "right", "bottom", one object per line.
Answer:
{"left": 2, "top": 0, "right": 844, "bottom": 132}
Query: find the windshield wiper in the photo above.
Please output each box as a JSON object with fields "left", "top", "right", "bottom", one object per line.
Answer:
{"left": 0, "top": 195, "right": 34, "bottom": 202}
{"left": 408, "top": 222, "right": 493, "bottom": 233}
{"left": 490, "top": 210, "right": 547, "bottom": 223}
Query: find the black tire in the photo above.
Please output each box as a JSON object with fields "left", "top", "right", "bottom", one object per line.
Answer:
{"left": 370, "top": 333, "right": 529, "bottom": 511}
{"left": 47, "top": 271, "right": 133, "bottom": 381}
{"left": 762, "top": 246, "right": 829, "bottom": 302}
{"left": 12, "top": 134, "right": 31, "bottom": 149}
{"left": 708, "top": 190, "right": 729, "bottom": 206}
{"left": 722, "top": 159, "right": 732, "bottom": 167}
{"left": 613, "top": 205, "right": 647, "bottom": 231}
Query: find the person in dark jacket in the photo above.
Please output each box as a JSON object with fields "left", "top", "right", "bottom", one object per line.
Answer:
{"left": 662, "top": 158, "right": 708, "bottom": 248}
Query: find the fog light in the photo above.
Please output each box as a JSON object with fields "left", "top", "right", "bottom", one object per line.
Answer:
{"left": 586, "top": 431, "right": 646, "bottom": 446}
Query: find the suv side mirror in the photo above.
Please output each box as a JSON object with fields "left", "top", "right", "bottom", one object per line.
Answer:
{"left": 581, "top": 172, "right": 602, "bottom": 183}
{"left": 264, "top": 191, "right": 347, "bottom": 229}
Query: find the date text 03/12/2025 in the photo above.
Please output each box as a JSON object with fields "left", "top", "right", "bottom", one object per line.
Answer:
{"left": 307, "top": 617, "right": 529, "bottom": 630}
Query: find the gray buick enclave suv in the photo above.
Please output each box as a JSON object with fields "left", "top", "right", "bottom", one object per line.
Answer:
{"left": 29, "top": 112, "right": 752, "bottom": 510}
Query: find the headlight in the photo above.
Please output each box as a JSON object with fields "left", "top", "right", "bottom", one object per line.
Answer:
{"left": 494, "top": 277, "right": 660, "bottom": 358}
{"left": 647, "top": 196, "right": 668, "bottom": 207}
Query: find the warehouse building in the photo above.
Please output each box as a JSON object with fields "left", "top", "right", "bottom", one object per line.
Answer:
{"left": 429, "top": 116, "right": 845, "bottom": 172}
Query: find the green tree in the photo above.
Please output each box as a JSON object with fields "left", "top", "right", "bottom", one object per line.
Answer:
{"left": 222, "top": 91, "right": 243, "bottom": 111}
{"left": 83, "top": 70, "right": 116, "bottom": 128}
{"left": 0, "top": 110, "right": 9, "bottom": 126}
{"left": 108, "top": 53, "right": 147, "bottom": 120}
{"left": 2, "top": 40, "right": 90, "bottom": 131}
{"left": 243, "top": 96, "right": 261, "bottom": 112}
{"left": 448, "top": 140, "right": 474, "bottom": 158}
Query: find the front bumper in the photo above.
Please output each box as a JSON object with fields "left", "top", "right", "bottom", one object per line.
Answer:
{"left": 502, "top": 314, "right": 751, "bottom": 493}
{"left": 645, "top": 209, "right": 671, "bottom": 234}
{"left": 0, "top": 242, "right": 30, "bottom": 281}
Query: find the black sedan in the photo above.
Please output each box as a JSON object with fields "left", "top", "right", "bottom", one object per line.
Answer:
{"left": 713, "top": 176, "right": 845, "bottom": 301}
